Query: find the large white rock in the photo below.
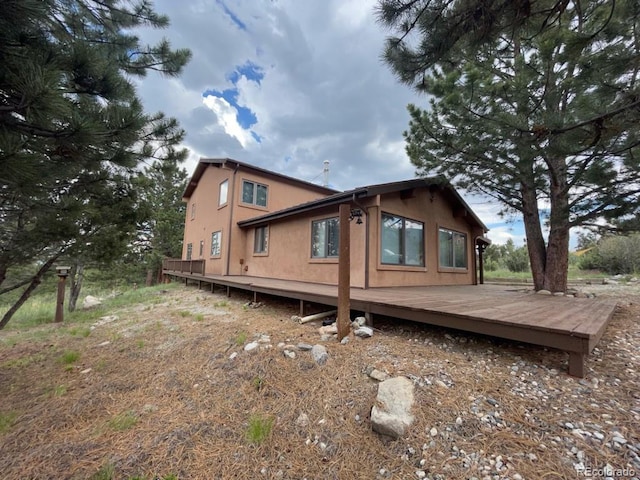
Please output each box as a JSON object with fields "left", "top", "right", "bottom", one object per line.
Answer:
{"left": 354, "top": 326, "right": 373, "bottom": 338}
{"left": 371, "top": 377, "right": 415, "bottom": 438}
{"left": 82, "top": 295, "right": 102, "bottom": 309}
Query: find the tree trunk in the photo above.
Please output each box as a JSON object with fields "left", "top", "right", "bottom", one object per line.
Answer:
{"left": 0, "top": 256, "right": 59, "bottom": 330}
{"left": 543, "top": 225, "right": 569, "bottom": 292}
{"left": 68, "top": 262, "right": 84, "bottom": 312}
{"left": 520, "top": 182, "right": 547, "bottom": 290}
{"left": 543, "top": 158, "right": 570, "bottom": 292}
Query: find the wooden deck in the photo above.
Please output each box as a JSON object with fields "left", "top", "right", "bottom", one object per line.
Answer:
{"left": 163, "top": 269, "right": 617, "bottom": 377}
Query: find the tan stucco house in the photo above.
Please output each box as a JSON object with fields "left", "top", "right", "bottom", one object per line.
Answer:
{"left": 181, "top": 158, "right": 489, "bottom": 288}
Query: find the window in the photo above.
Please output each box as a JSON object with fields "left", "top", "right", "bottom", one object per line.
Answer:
{"left": 439, "top": 228, "right": 467, "bottom": 268}
{"left": 190, "top": 203, "right": 196, "bottom": 220}
{"left": 242, "top": 180, "right": 268, "bottom": 207}
{"left": 211, "top": 231, "right": 221, "bottom": 257}
{"left": 381, "top": 213, "right": 424, "bottom": 266}
{"left": 219, "top": 179, "right": 228, "bottom": 206}
{"left": 254, "top": 226, "right": 268, "bottom": 254}
{"left": 311, "top": 217, "right": 339, "bottom": 258}
{"left": 186, "top": 243, "right": 193, "bottom": 260}
{"left": 199, "top": 240, "right": 204, "bottom": 257}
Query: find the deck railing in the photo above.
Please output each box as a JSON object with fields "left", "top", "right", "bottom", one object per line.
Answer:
{"left": 162, "top": 258, "right": 205, "bottom": 275}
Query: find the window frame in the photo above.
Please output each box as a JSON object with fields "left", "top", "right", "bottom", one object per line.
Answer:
{"left": 186, "top": 243, "right": 193, "bottom": 260}
{"left": 254, "top": 225, "right": 269, "bottom": 255}
{"left": 219, "top": 179, "right": 229, "bottom": 207}
{"left": 190, "top": 203, "right": 196, "bottom": 220}
{"left": 310, "top": 217, "right": 340, "bottom": 259}
{"left": 241, "top": 180, "right": 268, "bottom": 208}
{"left": 199, "top": 240, "right": 204, "bottom": 258}
{"left": 380, "top": 212, "right": 425, "bottom": 267}
{"left": 210, "top": 230, "right": 222, "bottom": 258}
{"left": 438, "top": 227, "right": 468, "bottom": 270}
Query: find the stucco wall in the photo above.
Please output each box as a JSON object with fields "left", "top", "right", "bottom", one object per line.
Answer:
{"left": 182, "top": 166, "right": 231, "bottom": 275}
{"left": 182, "top": 163, "right": 333, "bottom": 276}
{"left": 367, "top": 189, "right": 478, "bottom": 287}
{"left": 240, "top": 206, "right": 366, "bottom": 287}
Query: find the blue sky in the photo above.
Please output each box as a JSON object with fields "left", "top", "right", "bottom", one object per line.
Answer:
{"left": 136, "top": 0, "right": 551, "bottom": 247}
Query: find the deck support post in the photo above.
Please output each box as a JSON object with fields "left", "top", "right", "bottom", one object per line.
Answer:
{"left": 253, "top": 291, "right": 257, "bottom": 303}
{"left": 210, "top": 282, "right": 215, "bottom": 293}
{"left": 337, "top": 203, "right": 351, "bottom": 341}
{"left": 299, "top": 300, "right": 305, "bottom": 317}
{"left": 226, "top": 285, "right": 230, "bottom": 298}
{"left": 365, "top": 312, "right": 373, "bottom": 327}
{"left": 568, "top": 352, "right": 586, "bottom": 378}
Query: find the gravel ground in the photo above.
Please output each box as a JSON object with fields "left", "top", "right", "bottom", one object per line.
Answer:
{"left": 0, "top": 283, "right": 638, "bottom": 480}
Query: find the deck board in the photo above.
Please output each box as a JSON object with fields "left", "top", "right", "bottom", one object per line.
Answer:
{"left": 163, "top": 270, "right": 617, "bottom": 377}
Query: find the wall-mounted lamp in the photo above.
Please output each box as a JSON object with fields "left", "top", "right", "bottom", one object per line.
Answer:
{"left": 349, "top": 209, "right": 363, "bottom": 224}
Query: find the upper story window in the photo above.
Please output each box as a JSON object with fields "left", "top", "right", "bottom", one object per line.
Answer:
{"left": 199, "top": 240, "right": 204, "bottom": 257}
{"left": 219, "top": 179, "right": 228, "bottom": 206}
{"left": 311, "top": 217, "right": 339, "bottom": 258}
{"left": 439, "top": 228, "right": 467, "bottom": 269}
{"left": 242, "top": 180, "right": 268, "bottom": 207}
{"left": 254, "top": 226, "right": 268, "bottom": 254}
{"left": 381, "top": 213, "right": 424, "bottom": 266}
{"left": 190, "top": 203, "right": 196, "bottom": 220}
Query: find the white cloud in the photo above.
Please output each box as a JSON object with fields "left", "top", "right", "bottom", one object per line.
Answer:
{"left": 202, "top": 95, "right": 255, "bottom": 148}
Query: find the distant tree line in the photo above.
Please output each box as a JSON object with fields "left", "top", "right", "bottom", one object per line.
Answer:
{"left": 484, "top": 239, "right": 530, "bottom": 273}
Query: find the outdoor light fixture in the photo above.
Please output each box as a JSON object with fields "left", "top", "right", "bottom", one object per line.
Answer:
{"left": 349, "top": 209, "right": 363, "bottom": 224}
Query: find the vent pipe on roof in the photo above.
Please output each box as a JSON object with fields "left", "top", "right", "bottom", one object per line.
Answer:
{"left": 323, "top": 160, "right": 330, "bottom": 187}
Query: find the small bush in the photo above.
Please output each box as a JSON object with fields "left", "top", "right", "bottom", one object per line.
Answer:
{"left": 245, "top": 414, "right": 273, "bottom": 444}
{"left": 235, "top": 331, "right": 247, "bottom": 345}
{"left": 108, "top": 410, "right": 138, "bottom": 431}
{"left": 90, "top": 463, "right": 115, "bottom": 480}
{"left": 60, "top": 351, "right": 80, "bottom": 364}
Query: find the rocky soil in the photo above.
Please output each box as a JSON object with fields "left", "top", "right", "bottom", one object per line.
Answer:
{"left": 0, "top": 283, "right": 638, "bottom": 480}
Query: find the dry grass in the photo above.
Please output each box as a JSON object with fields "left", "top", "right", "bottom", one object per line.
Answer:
{"left": 0, "top": 285, "right": 638, "bottom": 480}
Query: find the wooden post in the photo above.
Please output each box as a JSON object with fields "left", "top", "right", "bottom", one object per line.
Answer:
{"left": 54, "top": 266, "right": 70, "bottom": 323}
{"left": 337, "top": 203, "right": 351, "bottom": 341}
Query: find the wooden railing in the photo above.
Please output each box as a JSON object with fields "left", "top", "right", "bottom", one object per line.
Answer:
{"left": 162, "top": 258, "right": 206, "bottom": 275}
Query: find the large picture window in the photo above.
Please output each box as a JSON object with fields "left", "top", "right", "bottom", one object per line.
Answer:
{"left": 439, "top": 228, "right": 467, "bottom": 268}
{"left": 254, "top": 226, "right": 268, "bottom": 254}
{"left": 311, "top": 217, "right": 339, "bottom": 258}
{"left": 211, "top": 231, "right": 221, "bottom": 257}
{"left": 242, "top": 180, "right": 268, "bottom": 207}
{"left": 381, "top": 213, "right": 424, "bottom": 266}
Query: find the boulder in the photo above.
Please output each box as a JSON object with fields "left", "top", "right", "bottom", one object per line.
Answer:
{"left": 318, "top": 324, "right": 338, "bottom": 335}
{"left": 369, "top": 369, "right": 389, "bottom": 382}
{"left": 354, "top": 326, "right": 373, "bottom": 338}
{"left": 83, "top": 295, "right": 102, "bottom": 309}
{"left": 371, "top": 377, "right": 415, "bottom": 438}
{"left": 311, "top": 344, "right": 329, "bottom": 365}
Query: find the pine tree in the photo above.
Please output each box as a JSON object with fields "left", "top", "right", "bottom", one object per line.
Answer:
{"left": 378, "top": 0, "right": 640, "bottom": 291}
{"left": 0, "top": 0, "right": 191, "bottom": 327}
